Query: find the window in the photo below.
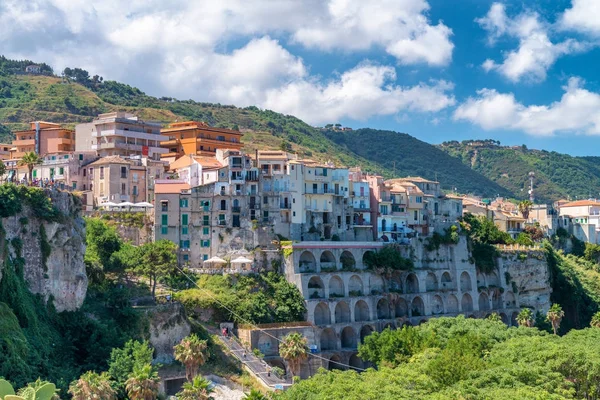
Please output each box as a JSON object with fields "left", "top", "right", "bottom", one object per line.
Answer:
{"left": 312, "top": 183, "right": 318, "bottom": 193}
{"left": 161, "top": 214, "right": 168, "bottom": 225}
{"left": 99, "top": 183, "right": 104, "bottom": 196}
{"left": 263, "top": 196, "right": 268, "bottom": 205}
{"left": 180, "top": 199, "right": 189, "bottom": 208}
{"left": 183, "top": 254, "right": 189, "bottom": 262}
{"left": 203, "top": 254, "right": 208, "bottom": 261}
{"left": 182, "top": 214, "right": 188, "bottom": 225}
{"left": 83, "top": 168, "right": 86, "bottom": 177}
{"left": 79, "top": 154, "right": 84, "bottom": 160}
{"left": 33, "top": 170, "right": 37, "bottom": 178}
{"left": 416, "top": 196, "right": 423, "bottom": 203}
{"left": 59, "top": 167, "right": 64, "bottom": 175}
{"left": 83, "top": 184, "right": 87, "bottom": 191}
{"left": 293, "top": 211, "right": 296, "bottom": 217}
{"left": 203, "top": 227, "right": 210, "bottom": 235}
{"left": 99, "top": 167, "right": 104, "bottom": 179}
{"left": 121, "top": 183, "right": 126, "bottom": 195}
{"left": 72, "top": 182, "right": 77, "bottom": 189}
{"left": 220, "top": 199, "right": 227, "bottom": 210}
{"left": 161, "top": 201, "right": 168, "bottom": 212}
{"left": 121, "top": 166, "right": 127, "bottom": 179}
{"left": 414, "top": 210, "right": 418, "bottom": 220}
{"left": 179, "top": 240, "right": 190, "bottom": 249}
{"left": 203, "top": 201, "right": 210, "bottom": 211}
{"left": 201, "top": 240, "right": 211, "bottom": 247}
{"left": 161, "top": 226, "right": 168, "bottom": 235}
{"left": 132, "top": 185, "right": 138, "bottom": 196}
{"left": 203, "top": 215, "right": 210, "bottom": 226}
{"left": 50, "top": 168, "right": 55, "bottom": 176}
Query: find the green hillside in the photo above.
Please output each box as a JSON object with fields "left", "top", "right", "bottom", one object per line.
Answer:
{"left": 439, "top": 140, "right": 600, "bottom": 203}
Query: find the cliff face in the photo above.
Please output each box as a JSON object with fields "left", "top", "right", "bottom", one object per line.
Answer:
{"left": 1, "top": 191, "right": 87, "bottom": 312}
{"left": 147, "top": 303, "right": 191, "bottom": 364}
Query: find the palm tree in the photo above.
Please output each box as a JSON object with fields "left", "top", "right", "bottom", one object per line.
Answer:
{"left": 176, "top": 376, "right": 214, "bottom": 400}
{"left": 518, "top": 200, "right": 533, "bottom": 220}
{"left": 279, "top": 332, "right": 308, "bottom": 378}
{"left": 68, "top": 371, "right": 117, "bottom": 400}
{"left": 174, "top": 334, "right": 209, "bottom": 382}
{"left": 244, "top": 388, "right": 268, "bottom": 400}
{"left": 487, "top": 312, "right": 502, "bottom": 323}
{"left": 516, "top": 308, "right": 534, "bottom": 327}
{"left": 17, "top": 151, "right": 42, "bottom": 182}
{"left": 125, "top": 364, "right": 159, "bottom": 400}
{"left": 547, "top": 303, "right": 565, "bottom": 335}
{"left": 591, "top": 311, "right": 600, "bottom": 328}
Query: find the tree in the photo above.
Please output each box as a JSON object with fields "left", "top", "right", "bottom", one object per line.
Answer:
{"left": 0, "top": 161, "right": 6, "bottom": 183}
{"left": 125, "top": 364, "right": 159, "bottom": 400}
{"left": 108, "top": 340, "right": 154, "bottom": 397}
{"left": 17, "top": 152, "right": 42, "bottom": 182}
{"left": 279, "top": 332, "right": 308, "bottom": 378}
{"left": 518, "top": 200, "right": 533, "bottom": 220}
{"left": 591, "top": 312, "right": 600, "bottom": 328}
{"left": 244, "top": 388, "right": 268, "bottom": 400}
{"left": 134, "top": 240, "right": 178, "bottom": 298}
{"left": 68, "top": 371, "right": 117, "bottom": 400}
{"left": 176, "top": 376, "right": 214, "bottom": 400}
{"left": 546, "top": 303, "right": 565, "bottom": 335}
{"left": 174, "top": 334, "right": 209, "bottom": 382}
{"left": 516, "top": 308, "right": 534, "bottom": 327}
{"left": 486, "top": 312, "right": 502, "bottom": 323}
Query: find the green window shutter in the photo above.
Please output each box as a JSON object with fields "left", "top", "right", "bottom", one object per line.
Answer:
{"left": 182, "top": 214, "right": 188, "bottom": 225}
{"left": 203, "top": 227, "right": 209, "bottom": 235}
{"left": 161, "top": 214, "right": 168, "bottom": 225}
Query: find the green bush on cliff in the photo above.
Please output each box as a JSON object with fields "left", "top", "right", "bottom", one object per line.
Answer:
{"left": 0, "top": 184, "right": 61, "bottom": 221}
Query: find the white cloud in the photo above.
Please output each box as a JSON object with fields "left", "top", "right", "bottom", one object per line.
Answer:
{"left": 476, "top": 2, "right": 590, "bottom": 82}
{"left": 0, "top": 0, "right": 456, "bottom": 124}
{"left": 561, "top": 0, "right": 600, "bottom": 36}
{"left": 453, "top": 78, "right": 600, "bottom": 136}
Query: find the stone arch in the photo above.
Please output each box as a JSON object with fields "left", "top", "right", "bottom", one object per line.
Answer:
{"left": 341, "top": 326, "right": 357, "bottom": 349}
{"left": 349, "top": 275, "right": 364, "bottom": 296}
{"left": 340, "top": 251, "right": 356, "bottom": 270}
{"left": 441, "top": 272, "right": 453, "bottom": 290}
{"left": 425, "top": 272, "right": 438, "bottom": 291}
{"left": 328, "top": 355, "right": 344, "bottom": 370}
{"left": 395, "top": 298, "right": 408, "bottom": 317}
{"left": 402, "top": 320, "right": 413, "bottom": 327}
{"left": 320, "top": 328, "right": 337, "bottom": 351}
{"left": 362, "top": 250, "right": 375, "bottom": 268}
{"left": 411, "top": 296, "right": 425, "bottom": 317}
{"left": 360, "top": 325, "right": 375, "bottom": 343}
{"left": 307, "top": 276, "right": 324, "bottom": 299}
{"left": 389, "top": 271, "right": 403, "bottom": 293}
{"left": 491, "top": 290, "right": 503, "bottom": 309}
{"left": 461, "top": 293, "right": 473, "bottom": 312}
{"left": 478, "top": 292, "right": 490, "bottom": 311}
{"left": 354, "top": 300, "right": 370, "bottom": 322}
{"left": 447, "top": 294, "right": 459, "bottom": 313}
{"left": 487, "top": 271, "right": 500, "bottom": 287}
{"left": 314, "top": 302, "right": 331, "bottom": 325}
{"left": 349, "top": 353, "right": 363, "bottom": 370}
{"left": 334, "top": 301, "right": 351, "bottom": 323}
{"left": 233, "top": 198, "right": 240, "bottom": 208}
{"left": 377, "top": 298, "right": 391, "bottom": 319}
{"left": 431, "top": 295, "right": 444, "bottom": 315}
{"left": 500, "top": 313, "right": 509, "bottom": 325}
{"left": 329, "top": 275, "right": 345, "bottom": 297}
{"left": 406, "top": 273, "right": 419, "bottom": 294}
{"left": 460, "top": 271, "right": 472, "bottom": 292}
{"left": 383, "top": 322, "right": 395, "bottom": 330}
{"left": 511, "top": 312, "right": 519, "bottom": 326}
{"left": 370, "top": 275, "right": 385, "bottom": 295}
{"left": 299, "top": 251, "right": 316, "bottom": 272}
{"left": 476, "top": 271, "right": 486, "bottom": 287}
{"left": 504, "top": 291, "right": 516, "bottom": 308}
{"left": 320, "top": 250, "right": 336, "bottom": 269}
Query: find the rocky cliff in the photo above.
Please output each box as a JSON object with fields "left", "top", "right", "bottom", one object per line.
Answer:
{"left": 147, "top": 303, "right": 191, "bottom": 363}
{"left": 0, "top": 189, "right": 87, "bottom": 312}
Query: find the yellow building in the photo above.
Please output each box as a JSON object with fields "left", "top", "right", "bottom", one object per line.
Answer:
{"left": 160, "top": 121, "right": 243, "bottom": 161}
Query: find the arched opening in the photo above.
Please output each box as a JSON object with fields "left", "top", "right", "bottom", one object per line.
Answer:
{"left": 504, "top": 291, "right": 516, "bottom": 308}
{"left": 257, "top": 334, "right": 274, "bottom": 355}
{"left": 476, "top": 271, "right": 486, "bottom": 288}
{"left": 384, "top": 322, "right": 395, "bottom": 330}
{"left": 511, "top": 312, "right": 519, "bottom": 326}
{"left": 447, "top": 294, "right": 459, "bottom": 313}
{"left": 461, "top": 293, "right": 473, "bottom": 312}
{"left": 377, "top": 298, "right": 391, "bottom": 319}
{"left": 426, "top": 273, "right": 438, "bottom": 291}
{"left": 349, "top": 354, "right": 363, "bottom": 370}
{"left": 478, "top": 292, "right": 490, "bottom": 311}
{"left": 441, "top": 272, "right": 453, "bottom": 290}
{"left": 360, "top": 325, "right": 374, "bottom": 343}
{"left": 354, "top": 300, "right": 370, "bottom": 322}
{"left": 381, "top": 219, "right": 387, "bottom": 233}
{"left": 460, "top": 271, "right": 472, "bottom": 292}
{"left": 349, "top": 275, "right": 364, "bottom": 296}
{"left": 500, "top": 313, "right": 509, "bottom": 325}
{"left": 299, "top": 251, "right": 316, "bottom": 273}
{"left": 487, "top": 271, "right": 500, "bottom": 287}
{"left": 320, "top": 251, "right": 336, "bottom": 270}
{"left": 320, "top": 328, "right": 337, "bottom": 351}
{"left": 411, "top": 296, "right": 425, "bottom": 317}
{"left": 233, "top": 199, "right": 239, "bottom": 208}
{"left": 362, "top": 250, "right": 375, "bottom": 268}
{"left": 334, "top": 301, "right": 351, "bottom": 323}
{"left": 370, "top": 275, "right": 385, "bottom": 295}
{"left": 328, "top": 355, "right": 344, "bottom": 371}
{"left": 492, "top": 290, "right": 503, "bottom": 309}
{"left": 341, "top": 326, "right": 357, "bottom": 349}
{"left": 389, "top": 272, "right": 403, "bottom": 293}
{"left": 406, "top": 273, "right": 419, "bottom": 294}
{"left": 307, "top": 276, "right": 324, "bottom": 299}
{"left": 267, "top": 360, "right": 286, "bottom": 377}
{"left": 328, "top": 275, "right": 345, "bottom": 298}
{"left": 431, "top": 295, "right": 444, "bottom": 315}
{"left": 395, "top": 298, "right": 408, "bottom": 317}
{"left": 340, "top": 251, "right": 356, "bottom": 270}
{"left": 220, "top": 199, "right": 227, "bottom": 210}
{"left": 402, "top": 321, "right": 412, "bottom": 327}
{"left": 314, "top": 302, "right": 331, "bottom": 325}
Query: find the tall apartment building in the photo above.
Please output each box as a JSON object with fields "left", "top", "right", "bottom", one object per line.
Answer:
{"left": 160, "top": 121, "right": 243, "bottom": 161}
{"left": 10, "top": 121, "right": 75, "bottom": 159}
{"left": 75, "top": 112, "right": 167, "bottom": 160}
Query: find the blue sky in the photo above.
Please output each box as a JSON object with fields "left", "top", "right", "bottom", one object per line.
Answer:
{"left": 2, "top": 0, "right": 600, "bottom": 155}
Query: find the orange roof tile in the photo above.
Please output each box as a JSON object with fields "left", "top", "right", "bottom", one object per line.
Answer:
{"left": 155, "top": 182, "right": 191, "bottom": 194}
{"left": 560, "top": 200, "right": 600, "bottom": 208}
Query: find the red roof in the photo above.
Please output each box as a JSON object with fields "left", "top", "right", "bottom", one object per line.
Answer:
{"left": 155, "top": 182, "right": 190, "bottom": 194}
{"left": 560, "top": 200, "right": 600, "bottom": 208}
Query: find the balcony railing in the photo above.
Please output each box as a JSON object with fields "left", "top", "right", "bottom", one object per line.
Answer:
{"left": 280, "top": 203, "right": 291, "bottom": 209}
{"left": 232, "top": 206, "right": 241, "bottom": 213}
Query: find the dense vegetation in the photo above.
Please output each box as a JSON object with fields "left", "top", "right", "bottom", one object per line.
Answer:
{"left": 279, "top": 316, "right": 600, "bottom": 399}
{"left": 440, "top": 140, "right": 600, "bottom": 203}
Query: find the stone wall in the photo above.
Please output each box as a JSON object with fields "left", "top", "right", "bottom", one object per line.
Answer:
{"left": 148, "top": 303, "right": 192, "bottom": 364}
{"left": 1, "top": 190, "right": 87, "bottom": 312}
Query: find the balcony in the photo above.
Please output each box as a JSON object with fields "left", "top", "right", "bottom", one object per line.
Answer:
{"left": 232, "top": 206, "right": 241, "bottom": 213}
{"left": 309, "top": 189, "right": 336, "bottom": 195}
{"left": 218, "top": 220, "right": 226, "bottom": 226}
{"left": 280, "top": 203, "right": 291, "bottom": 209}
{"left": 13, "top": 139, "right": 35, "bottom": 146}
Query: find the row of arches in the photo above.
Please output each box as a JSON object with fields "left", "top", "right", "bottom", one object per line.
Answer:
{"left": 320, "top": 325, "right": 375, "bottom": 351}
{"left": 299, "top": 250, "right": 377, "bottom": 272}
{"left": 313, "top": 290, "right": 517, "bottom": 325}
